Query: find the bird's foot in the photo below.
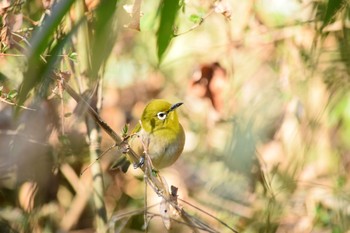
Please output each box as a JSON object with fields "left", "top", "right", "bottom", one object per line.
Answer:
{"left": 133, "top": 156, "right": 145, "bottom": 169}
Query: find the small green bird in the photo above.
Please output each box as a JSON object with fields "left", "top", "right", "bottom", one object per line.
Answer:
{"left": 112, "top": 99, "right": 185, "bottom": 172}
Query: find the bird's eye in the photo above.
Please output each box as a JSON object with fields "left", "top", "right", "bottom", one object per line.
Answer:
{"left": 157, "top": 112, "right": 167, "bottom": 120}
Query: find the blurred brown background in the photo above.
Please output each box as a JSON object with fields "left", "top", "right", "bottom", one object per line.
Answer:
{"left": 1, "top": 0, "right": 350, "bottom": 232}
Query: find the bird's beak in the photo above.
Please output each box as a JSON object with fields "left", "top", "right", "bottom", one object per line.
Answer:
{"left": 168, "top": 102, "right": 183, "bottom": 112}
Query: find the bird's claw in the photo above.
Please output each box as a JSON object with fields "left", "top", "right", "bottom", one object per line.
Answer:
{"left": 133, "top": 156, "right": 145, "bottom": 169}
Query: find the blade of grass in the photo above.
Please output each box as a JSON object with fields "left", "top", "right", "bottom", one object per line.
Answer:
{"left": 90, "top": 0, "right": 119, "bottom": 79}
{"left": 321, "top": 0, "right": 346, "bottom": 30}
{"left": 18, "top": 0, "right": 75, "bottom": 106}
{"left": 156, "top": 0, "right": 181, "bottom": 63}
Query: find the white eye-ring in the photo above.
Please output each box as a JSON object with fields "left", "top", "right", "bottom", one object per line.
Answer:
{"left": 157, "top": 112, "right": 167, "bottom": 120}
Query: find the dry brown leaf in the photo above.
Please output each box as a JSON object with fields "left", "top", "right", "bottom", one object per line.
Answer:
{"left": 189, "top": 62, "right": 228, "bottom": 113}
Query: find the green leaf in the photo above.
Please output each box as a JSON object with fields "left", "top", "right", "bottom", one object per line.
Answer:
{"left": 156, "top": 0, "right": 181, "bottom": 62}
{"left": 0, "top": 72, "right": 7, "bottom": 82}
{"left": 0, "top": 86, "right": 3, "bottom": 96}
{"left": 321, "top": 0, "right": 346, "bottom": 30}
{"left": 189, "top": 14, "right": 202, "bottom": 24}
{"left": 122, "top": 124, "right": 129, "bottom": 138}
{"left": 90, "top": 0, "right": 119, "bottom": 79}
{"left": 7, "top": 90, "right": 18, "bottom": 100}
{"left": 17, "top": 0, "right": 75, "bottom": 107}
{"left": 68, "top": 52, "right": 78, "bottom": 62}
{"left": 37, "top": 21, "right": 83, "bottom": 99}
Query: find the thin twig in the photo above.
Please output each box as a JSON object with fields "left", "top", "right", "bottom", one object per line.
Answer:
{"left": 174, "top": 10, "right": 214, "bottom": 37}
{"left": 80, "top": 143, "right": 117, "bottom": 175}
{"left": 10, "top": 31, "right": 47, "bottom": 63}
{"left": 144, "top": 173, "right": 148, "bottom": 232}
{"left": 146, "top": 212, "right": 218, "bottom": 233}
{"left": 56, "top": 77, "right": 65, "bottom": 135}
{"left": 11, "top": 32, "right": 31, "bottom": 47}
{"left": 60, "top": 78, "right": 116, "bottom": 140}
{"left": 0, "top": 96, "right": 36, "bottom": 111}
{"left": 0, "top": 53, "right": 26, "bottom": 57}
{"left": 179, "top": 198, "right": 239, "bottom": 233}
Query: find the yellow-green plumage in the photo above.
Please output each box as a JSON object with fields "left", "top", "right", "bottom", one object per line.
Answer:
{"left": 112, "top": 99, "right": 185, "bottom": 171}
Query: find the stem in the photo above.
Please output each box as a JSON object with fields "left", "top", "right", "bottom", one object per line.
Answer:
{"left": 86, "top": 79, "right": 107, "bottom": 232}
{"left": 73, "top": 1, "right": 107, "bottom": 231}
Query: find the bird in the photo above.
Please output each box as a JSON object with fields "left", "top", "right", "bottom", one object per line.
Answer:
{"left": 111, "top": 99, "right": 185, "bottom": 172}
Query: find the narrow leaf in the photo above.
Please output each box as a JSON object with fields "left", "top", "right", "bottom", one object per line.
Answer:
{"left": 38, "top": 18, "right": 85, "bottom": 101}
{"left": 68, "top": 52, "right": 78, "bottom": 62}
{"left": 122, "top": 124, "right": 129, "bottom": 138}
{"left": 18, "top": 0, "right": 75, "bottom": 106}
{"left": 7, "top": 89, "right": 18, "bottom": 100}
{"left": 322, "top": 0, "right": 346, "bottom": 29}
{"left": 90, "top": 0, "right": 119, "bottom": 79}
{"left": 189, "top": 14, "right": 202, "bottom": 24}
{"left": 157, "top": 0, "right": 181, "bottom": 62}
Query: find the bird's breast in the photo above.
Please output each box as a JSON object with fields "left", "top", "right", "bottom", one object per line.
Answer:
{"left": 137, "top": 125, "right": 185, "bottom": 169}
